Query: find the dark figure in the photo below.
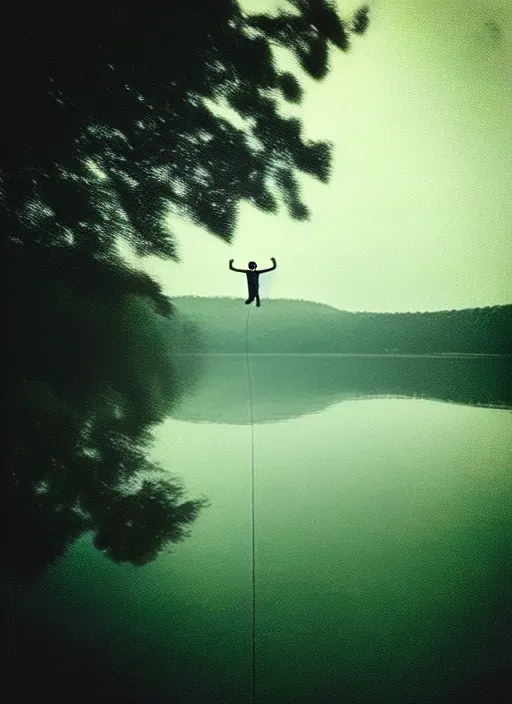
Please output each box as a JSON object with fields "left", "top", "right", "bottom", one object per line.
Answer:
{"left": 229, "top": 258, "right": 277, "bottom": 307}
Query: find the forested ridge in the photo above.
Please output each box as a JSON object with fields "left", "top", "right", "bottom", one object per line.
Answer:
{"left": 173, "top": 296, "right": 512, "bottom": 354}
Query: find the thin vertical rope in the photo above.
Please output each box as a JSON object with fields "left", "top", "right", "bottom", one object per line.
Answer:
{"left": 245, "top": 305, "right": 256, "bottom": 702}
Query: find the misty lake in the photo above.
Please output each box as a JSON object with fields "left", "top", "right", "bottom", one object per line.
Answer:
{"left": 4, "top": 354, "right": 511, "bottom": 703}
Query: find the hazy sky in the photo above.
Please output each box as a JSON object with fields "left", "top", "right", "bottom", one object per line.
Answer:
{"left": 129, "top": 0, "right": 512, "bottom": 312}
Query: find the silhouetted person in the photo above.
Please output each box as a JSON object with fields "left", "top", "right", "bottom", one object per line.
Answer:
{"left": 229, "top": 258, "right": 276, "bottom": 307}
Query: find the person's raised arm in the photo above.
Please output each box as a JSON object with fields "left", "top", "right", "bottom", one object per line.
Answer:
{"left": 259, "top": 257, "right": 277, "bottom": 274}
{"left": 229, "top": 259, "right": 245, "bottom": 273}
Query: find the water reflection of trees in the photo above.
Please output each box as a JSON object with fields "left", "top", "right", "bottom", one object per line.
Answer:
{"left": 2, "top": 0, "right": 370, "bottom": 583}
{"left": 5, "top": 245, "right": 208, "bottom": 582}
{"left": 169, "top": 354, "right": 512, "bottom": 426}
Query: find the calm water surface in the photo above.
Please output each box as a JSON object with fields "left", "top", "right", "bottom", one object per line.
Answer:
{"left": 5, "top": 356, "right": 512, "bottom": 703}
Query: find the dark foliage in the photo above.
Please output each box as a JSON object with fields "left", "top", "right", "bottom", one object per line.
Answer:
{"left": 1, "top": 0, "right": 369, "bottom": 581}
{"left": 4, "top": 247, "right": 208, "bottom": 581}
{"left": 351, "top": 5, "right": 371, "bottom": 34}
{"left": 2, "top": 0, "right": 369, "bottom": 259}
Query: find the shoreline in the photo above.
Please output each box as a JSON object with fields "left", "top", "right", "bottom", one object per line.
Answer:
{"left": 174, "top": 352, "right": 512, "bottom": 358}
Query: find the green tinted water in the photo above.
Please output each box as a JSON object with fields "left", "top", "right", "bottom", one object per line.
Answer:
{"left": 5, "top": 357, "right": 511, "bottom": 703}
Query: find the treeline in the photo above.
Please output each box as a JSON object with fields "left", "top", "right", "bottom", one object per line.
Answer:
{"left": 318, "top": 305, "right": 512, "bottom": 354}
{"left": 172, "top": 297, "right": 512, "bottom": 354}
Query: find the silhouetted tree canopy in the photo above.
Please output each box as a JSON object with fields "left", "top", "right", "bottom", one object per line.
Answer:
{"left": 2, "top": 0, "right": 369, "bottom": 259}
{"left": 2, "top": 0, "right": 370, "bottom": 581}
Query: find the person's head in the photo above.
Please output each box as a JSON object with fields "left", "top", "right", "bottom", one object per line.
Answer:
{"left": 248, "top": 261, "right": 257, "bottom": 270}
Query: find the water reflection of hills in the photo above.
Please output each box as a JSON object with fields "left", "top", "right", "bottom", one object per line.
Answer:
{"left": 170, "top": 354, "right": 512, "bottom": 424}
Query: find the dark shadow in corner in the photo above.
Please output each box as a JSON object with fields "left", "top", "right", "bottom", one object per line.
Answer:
{"left": 4, "top": 245, "right": 208, "bottom": 582}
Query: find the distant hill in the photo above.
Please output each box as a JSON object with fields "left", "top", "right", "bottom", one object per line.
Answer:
{"left": 171, "top": 297, "right": 512, "bottom": 354}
